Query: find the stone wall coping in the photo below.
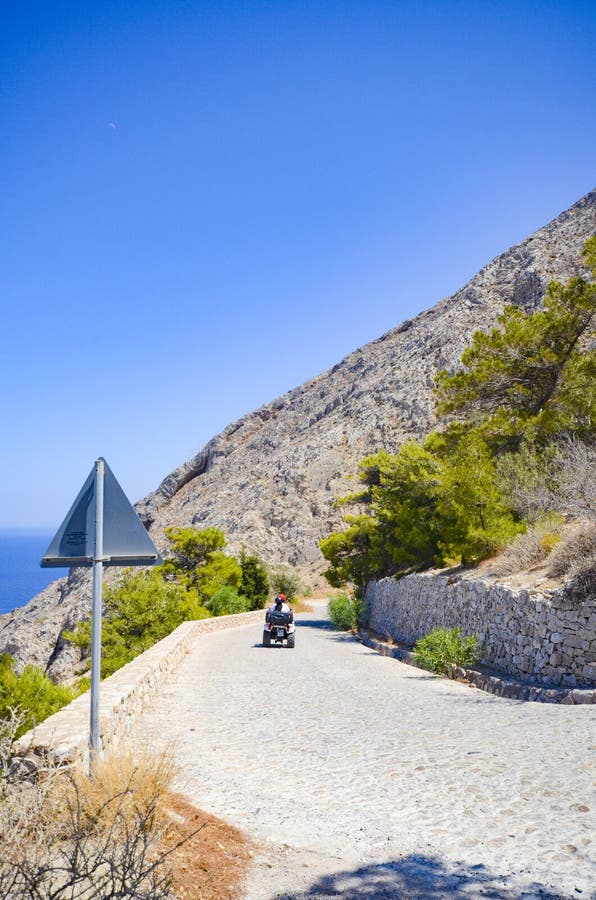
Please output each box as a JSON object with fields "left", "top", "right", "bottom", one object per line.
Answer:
{"left": 15, "top": 609, "right": 266, "bottom": 767}
{"left": 383, "top": 567, "right": 564, "bottom": 600}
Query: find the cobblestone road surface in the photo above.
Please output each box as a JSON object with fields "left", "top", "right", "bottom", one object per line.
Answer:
{"left": 128, "top": 602, "right": 595, "bottom": 899}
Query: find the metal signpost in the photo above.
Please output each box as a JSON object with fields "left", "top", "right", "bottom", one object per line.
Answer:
{"left": 41, "top": 458, "right": 162, "bottom": 771}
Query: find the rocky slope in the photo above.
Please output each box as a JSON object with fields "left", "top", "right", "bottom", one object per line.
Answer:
{"left": 1, "top": 189, "right": 594, "bottom": 677}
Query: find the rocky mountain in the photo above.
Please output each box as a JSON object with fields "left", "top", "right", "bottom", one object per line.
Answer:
{"left": 1, "top": 190, "right": 595, "bottom": 678}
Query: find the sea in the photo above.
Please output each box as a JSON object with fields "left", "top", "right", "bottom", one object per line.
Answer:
{"left": 0, "top": 530, "right": 69, "bottom": 616}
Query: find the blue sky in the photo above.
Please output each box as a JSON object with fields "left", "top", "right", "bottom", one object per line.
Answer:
{"left": 1, "top": 0, "right": 595, "bottom": 528}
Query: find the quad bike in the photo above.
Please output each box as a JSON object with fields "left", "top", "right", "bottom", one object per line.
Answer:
{"left": 263, "top": 609, "right": 295, "bottom": 648}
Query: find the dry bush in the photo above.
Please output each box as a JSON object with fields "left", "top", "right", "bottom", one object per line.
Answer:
{"left": 496, "top": 437, "right": 595, "bottom": 523}
{"left": 71, "top": 747, "right": 177, "bottom": 833}
{"left": 0, "top": 708, "right": 29, "bottom": 798}
{"left": 0, "top": 738, "right": 251, "bottom": 899}
{"left": 546, "top": 521, "right": 596, "bottom": 599}
{"left": 547, "top": 521, "right": 596, "bottom": 577}
{"left": 489, "top": 516, "right": 564, "bottom": 577}
{"left": 553, "top": 438, "right": 596, "bottom": 521}
{"left": 0, "top": 746, "right": 187, "bottom": 899}
{"left": 496, "top": 444, "right": 556, "bottom": 522}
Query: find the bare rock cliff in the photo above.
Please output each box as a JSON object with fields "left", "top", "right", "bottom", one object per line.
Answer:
{"left": 1, "top": 190, "right": 594, "bottom": 676}
{"left": 138, "top": 190, "right": 595, "bottom": 569}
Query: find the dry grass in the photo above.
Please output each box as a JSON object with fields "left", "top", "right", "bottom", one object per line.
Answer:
{"left": 546, "top": 520, "right": 596, "bottom": 599}
{"left": 546, "top": 520, "right": 596, "bottom": 577}
{"left": 487, "top": 517, "right": 596, "bottom": 599}
{"left": 554, "top": 438, "right": 595, "bottom": 521}
{"left": 489, "top": 516, "right": 565, "bottom": 577}
{"left": 496, "top": 437, "right": 595, "bottom": 523}
{"left": 0, "top": 707, "right": 28, "bottom": 797}
{"left": 0, "top": 749, "right": 178, "bottom": 897}
{"left": 292, "top": 597, "right": 314, "bottom": 613}
{"left": 74, "top": 747, "right": 176, "bottom": 830}
{"left": 0, "top": 744, "right": 251, "bottom": 899}
{"left": 308, "top": 587, "right": 344, "bottom": 599}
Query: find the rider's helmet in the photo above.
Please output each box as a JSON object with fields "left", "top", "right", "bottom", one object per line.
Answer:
{"left": 275, "top": 593, "right": 286, "bottom": 605}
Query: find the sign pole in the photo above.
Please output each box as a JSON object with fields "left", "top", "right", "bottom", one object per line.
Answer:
{"left": 40, "top": 455, "right": 162, "bottom": 774}
{"left": 89, "top": 458, "right": 105, "bottom": 772}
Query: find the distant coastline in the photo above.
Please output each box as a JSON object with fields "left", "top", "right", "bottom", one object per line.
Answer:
{"left": 0, "top": 529, "right": 68, "bottom": 616}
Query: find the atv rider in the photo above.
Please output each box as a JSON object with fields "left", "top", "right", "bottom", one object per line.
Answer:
{"left": 266, "top": 592, "right": 293, "bottom": 623}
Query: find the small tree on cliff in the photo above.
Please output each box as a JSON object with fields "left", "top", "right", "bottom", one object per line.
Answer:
{"left": 162, "top": 526, "right": 242, "bottom": 603}
{"left": 434, "top": 239, "right": 596, "bottom": 451}
{"left": 65, "top": 569, "right": 210, "bottom": 678}
{"left": 320, "top": 240, "right": 596, "bottom": 589}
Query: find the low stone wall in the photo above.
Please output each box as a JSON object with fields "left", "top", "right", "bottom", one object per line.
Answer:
{"left": 364, "top": 573, "right": 595, "bottom": 688}
{"left": 16, "top": 609, "right": 265, "bottom": 767}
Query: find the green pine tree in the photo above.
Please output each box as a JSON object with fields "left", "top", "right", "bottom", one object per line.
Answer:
{"left": 239, "top": 551, "right": 270, "bottom": 610}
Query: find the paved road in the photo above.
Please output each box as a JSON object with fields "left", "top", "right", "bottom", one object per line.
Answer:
{"left": 128, "top": 602, "right": 595, "bottom": 899}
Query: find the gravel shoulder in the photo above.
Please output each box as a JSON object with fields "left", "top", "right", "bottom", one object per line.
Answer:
{"left": 128, "top": 601, "right": 595, "bottom": 899}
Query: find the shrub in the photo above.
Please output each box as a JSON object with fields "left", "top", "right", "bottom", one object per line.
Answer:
{"left": 66, "top": 570, "right": 211, "bottom": 678}
{"left": 239, "top": 551, "right": 270, "bottom": 610}
{"left": 0, "top": 746, "right": 182, "bottom": 899}
{"left": 206, "top": 586, "right": 250, "bottom": 616}
{"left": 551, "top": 437, "right": 596, "bottom": 521}
{"left": 546, "top": 521, "right": 596, "bottom": 599}
{"left": 162, "top": 526, "right": 242, "bottom": 601}
{"left": 539, "top": 532, "right": 562, "bottom": 554}
{"left": 269, "top": 566, "right": 301, "bottom": 602}
{"left": 413, "top": 627, "right": 480, "bottom": 674}
{"left": 489, "top": 514, "right": 564, "bottom": 577}
{"left": 0, "top": 653, "right": 82, "bottom": 737}
{"left": 0, "top": 708, "right": 28, "bottom": 797}
{"left": 547, "top": 521, "right": 596, "bottom": 576}
{"left": 328, "top": 593, "right": 362, "bottom": 631}
{"left": 496, "top": 437, "right": 595, "bottom": 523}
{"left": 563, "top": 557, "right": 596, "bottom": 600}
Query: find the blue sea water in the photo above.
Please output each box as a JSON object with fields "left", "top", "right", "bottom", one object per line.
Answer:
{"left": 0, "top": 530, "right": 69, "bottom": 616}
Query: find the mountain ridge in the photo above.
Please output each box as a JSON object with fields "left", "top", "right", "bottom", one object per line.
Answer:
{"left": 136, "top": 189, "right": 595, "bottom": 568}
{"left": 1, "top": 189, "right": 594, "bottom": 677}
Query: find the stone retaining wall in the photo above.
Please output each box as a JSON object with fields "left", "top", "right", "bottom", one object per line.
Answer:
{"left": 16, "top": 609, "right": 266, "bottom": 767}
{"left": 364, "top": 573, "right": 595, "bottom": 687}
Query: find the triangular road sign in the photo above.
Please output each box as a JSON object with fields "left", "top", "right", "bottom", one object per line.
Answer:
{"left": 41, "top": 458, "right": 162, "bottom": 567}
